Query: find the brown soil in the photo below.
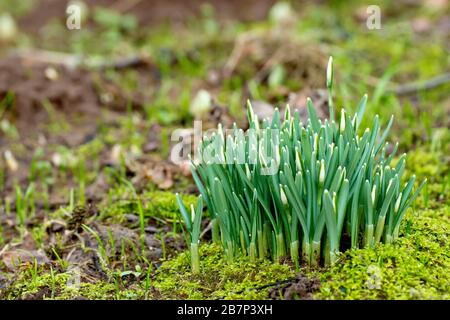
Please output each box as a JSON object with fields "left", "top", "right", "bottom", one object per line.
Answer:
{"left": 0, "top": 55, "right": 158, "bottom": 130}
{"left": 0, "top": 57, "right": 100, "bottom": 128}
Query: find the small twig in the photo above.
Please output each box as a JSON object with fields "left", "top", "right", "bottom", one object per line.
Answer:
{"left": 199, "top": 221, "right": 213, "bottom": 239}
{"left": 224, "top": 33, "right": 257, "bottom": 77}
{"left": 393, "top": 72, "right": 450, "bottom": 95}
{"left": 11, "top": 49, "right": 151, "bottom": 71}
{"left": 354, "top": 71, "right": 450, "bottom": 96}
{"left": 93, "top": 55, "right": 152, "bottom": 71}
{"left": 0, "top": 244, "right": 10, "bottom": 256}
{"left": 13, "top": 49, "right": 83, "bottom": 69}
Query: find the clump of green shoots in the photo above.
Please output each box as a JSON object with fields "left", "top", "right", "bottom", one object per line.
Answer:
{"left": 177, "top": 57, "right": 426, "bottom": 269}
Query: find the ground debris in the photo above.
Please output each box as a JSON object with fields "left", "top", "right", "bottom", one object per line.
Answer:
{"left": 287, "top": 88, "right": 329, "bottom": 122}
{"left": 224, "top": 32, "right": 327, "bottom": 88}
{"left": 268, "top": 274, "right": 320, "bottom": 300}
{"left": 67, "top": 204, "right": 98, "bottom": 232}
{"left": 1, "top": 249, "right": 50, "bottom": 271}
{"left": 126, "top": 156, "right": 179, "bottom": 190}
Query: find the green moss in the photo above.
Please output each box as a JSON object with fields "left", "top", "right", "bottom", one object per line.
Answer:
{"left": 143, "top": 191, "right": 198, "bottom": 220}
{"left": 312, "top": 206, "right": 450, "bottom": 299}
{"left": 152, "top": 243, "right": 295, "bottom": 299}
{"left": 3, "top": 272, "right": 68, "bottom": 299}
{"left": 4, "top": 206, "right": 448, "bottom": 300}
{"left": 403, "top": 147, "right": 449, "bottom": 206}
{"left": 151, "top": 206, "right": 449, "bottom": 300}
{"left": 101, "top": 189, "right": 198, "bottom": 221}
{"left": 64, "top": 281, "right": 143, "bottom": 300}
{"left": 405, "top": 148, "right": 444, "bottom": 184}
{"left": 3, "top": 270, "right": 145, "bottom": 300}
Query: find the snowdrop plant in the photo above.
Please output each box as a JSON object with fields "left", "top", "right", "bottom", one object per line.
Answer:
{"left": 177, "top": 57, "right": 426, "bottom": 267}
{"left": 176, "top": 194, "right": 203, "bottom": 273}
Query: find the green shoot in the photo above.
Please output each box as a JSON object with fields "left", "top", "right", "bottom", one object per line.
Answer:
{"left": 176, "top": 194, "right": 203, "bottom": 274}
{"left": 120, "top": 177, "right": 146, "bottom": 254}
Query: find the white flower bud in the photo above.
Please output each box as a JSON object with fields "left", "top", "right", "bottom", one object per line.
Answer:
{"left": 387, "top": 179, "right": 393, "bottom": 191}
{"left": 217, "top": 123, "right": 224, "bottom": 140}
{"left": 371, "top": 185, "right": 376, "bottom": 204}
{"left": 319, "top": 159, "right": 326, "bottom": 184}
{"left": 394, "top": 193, "right": 402, "bottom": 213}
{"left": 190, "top": 204, "right": 195, "bottom": 223}
{"left": 326, "top": 56, "right": 333, "bottom": 88}
{"left": 295, "top": 148, "right": 301, "bottom": 172}
{"left": 332, "top": 192, "right": 337, "bottom": 213}
{"left": 352, "top": 114, "right": 357, "bottom": 128}
{"left": 275, "top": 146, "right": 280, "bottom": 165}
{"left": 245, "top": 164, "right": 251, "bottom": 180}
{"left": 280, "top": 185, "right": 288, "bottom": 205}
{"left": 340, "top": 109, "right": 346, "bottom": 133}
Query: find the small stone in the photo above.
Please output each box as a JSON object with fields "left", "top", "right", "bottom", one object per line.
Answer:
{"left": 144, "top": 226, "right": 159, "bottom": 233}
{"left": 4, "top": 150, "right": 18, "bottom": 172}
{"left": 45, "top": 67, "right": 59, "bottom": 81}
{"left": 0, "top": 13, "right": 17, "bottom": 43}
{"left": 190, "top": 90, "right": 212, "bottom": 116}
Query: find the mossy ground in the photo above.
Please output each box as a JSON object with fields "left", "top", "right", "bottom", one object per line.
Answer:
{"left": 3, "top": 270, "right": 146, "bottom": 300}
{"left": 1, "top": 0, "right": 449, "bottom": 300}
{"left": 147, "top": 204, "right": 450, "bottom": 300}
{"left": 313, "top": 206, "right": 450, "bottom": 299}
{"left": 4, "top": 204, "right": 447, "bottom": 300}
{"left": 152, "top": 244, "right": 295, "bottom": 300}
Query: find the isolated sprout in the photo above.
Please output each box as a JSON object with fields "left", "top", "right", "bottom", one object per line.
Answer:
{"left": 177, "top": 57, "right": 426, "bottom": 268}
{"left": 176, "top": 194, "right": 203, "bottom": 274}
